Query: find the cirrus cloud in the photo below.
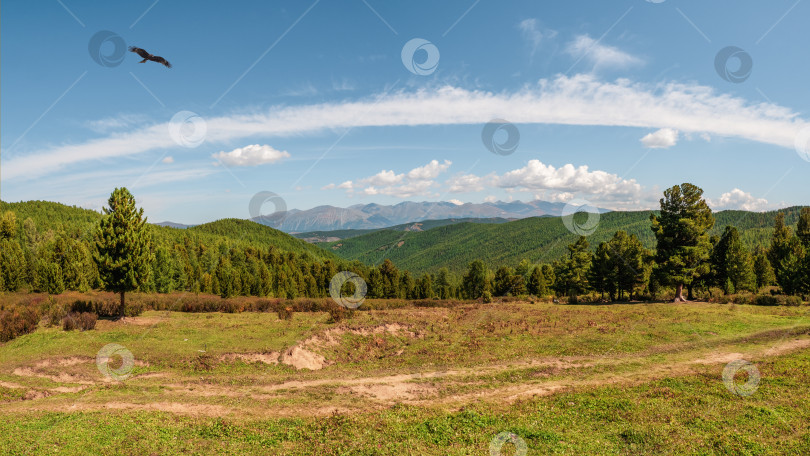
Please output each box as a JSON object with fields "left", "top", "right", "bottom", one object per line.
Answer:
{"left": 5, "top": 74, "right": 808, "bottom": 181}
{"left": 565, "top": 34, "right": 643, "bottom": 69}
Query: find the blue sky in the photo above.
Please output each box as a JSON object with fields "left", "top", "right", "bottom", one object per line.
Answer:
{"left": 2, "top": 0, "right": 809, "bottom": 224}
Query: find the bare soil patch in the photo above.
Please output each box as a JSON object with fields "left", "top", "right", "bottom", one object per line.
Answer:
{"left": 280, "top": 346, "right": 329, "bottom": 370}
{"left": 219, "top": 352, "right": 280, "bottom": 365}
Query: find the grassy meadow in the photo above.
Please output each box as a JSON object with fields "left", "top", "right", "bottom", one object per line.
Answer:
{"left": 1, "top": 295, "right": 808, "bottom": 454}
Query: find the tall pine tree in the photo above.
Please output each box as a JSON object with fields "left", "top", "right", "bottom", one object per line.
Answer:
{"left": 552, "top": 236, "right": 592, "bottom": 301}
{"left": 94, "top": 188, "right": 153, "bottom": 318}
{"left": 650, "top": 183, "right": 714, "bottom": 302}
{"left": 768, "top": 212, "right": 805, "bottom": 295}
{"left": 712, "top": 226, "right": 755, "bottom": 294}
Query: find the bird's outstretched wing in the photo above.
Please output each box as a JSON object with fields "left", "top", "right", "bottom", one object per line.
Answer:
{"left": 152, "top": 56, "right": 172, "bottom": 68}
{"left": 128, "top": 46, "right": 151, "bottom": 59}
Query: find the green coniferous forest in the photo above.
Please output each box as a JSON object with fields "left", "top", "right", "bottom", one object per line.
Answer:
{"left": 1, "top": 185, "right": 809, "bottom": 306}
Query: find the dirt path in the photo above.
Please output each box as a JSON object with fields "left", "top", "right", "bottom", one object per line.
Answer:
{"left": 3, "top": 335, "right": 807, "bottom": 418}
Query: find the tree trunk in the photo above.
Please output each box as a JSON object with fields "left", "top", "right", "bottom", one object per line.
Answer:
{"left": 674, "top": 283, "right": 685, "bottom": 302}
{"left": 119, "top": 291, "right": 126, "bottom": 320}
{"left": 687, "top": 284, "right": 695, "bottom": 301}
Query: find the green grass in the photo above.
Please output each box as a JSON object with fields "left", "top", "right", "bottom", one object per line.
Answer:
{"left": 1, "top": 348, "right": 809, "bottom": 455}
{"left": 1, "top": 299, "right": 809, "bottom": 455}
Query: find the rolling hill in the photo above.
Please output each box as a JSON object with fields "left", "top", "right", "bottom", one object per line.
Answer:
{"left": 324, "top": 207, "right": 808, "bottom": 275}
{"left": 292, "top": 217, "right": 513, "bottom": 243}
{"left": 0, "top": 200, "right": 341, "bottom": 263}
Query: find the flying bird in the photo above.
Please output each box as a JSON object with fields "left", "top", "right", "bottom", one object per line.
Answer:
{"left": 128, "top": 46, "right": 172, "bottom": 68}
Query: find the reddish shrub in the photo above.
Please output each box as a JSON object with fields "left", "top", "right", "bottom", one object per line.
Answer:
{"left": 0, "top": 304, "right": 40, "bottom": 342}
{"left": 78, "top": 312, "right": 97, "bottom": 330}
{"left": 62, "top": 313, "right": 78, "bottom": 331}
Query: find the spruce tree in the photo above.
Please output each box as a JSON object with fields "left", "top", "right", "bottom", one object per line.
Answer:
{"left": 0, "top": 239, "right": 26, "bottom": 291}
{"left": 515, "top": 259, "right": 531, "bottom": 281}
{"left": 768, "top": 212, "right": 805, "bottom": 295}
{"left": 415, "top": 274, "right": 433, "bottom": 299}
{"left": 611, "top": 231, "right": 646, "bottom": 300}
{"left": 589, "top": 242, "right": 614, "bottom": 300}
{"left": 399, "top": 270, "right": 415, "bottom": 299}
{"left": 752, "top": 247, "right": 775, "bottom": 290}
{"left": 0, "top": 211, "right": 17, "bottom": 240}
{"left": 94, "top": 188, "right": 153, "bottom": 318}
{"left": 541, "top": 264, "right": 555, "bottom": 290}
{"left": 797, "top": 207, "right": 810, "bottom": 248}
{"left": 552, "top": 236, "right": 592, "bottom": 301}
{"left": 436, "top": 267, "right": 451, "bottom": 299}
{"left": 493, "top": 266, "right": 514, "bottom": 296}
{"left": 797, "top": 208, "right": 810, "bottom": 293}
{"left": 462, "top": 260, "right": 488, "bottom": 299}
{"left": 379, "top": 259, "right": 400, "bottom": 299}
{"left": 715, "top": 226, "right": 756, "bottom": 294}
{"left": 366, "top": 268, "right": 384, "bottom": 298}
{"left": 527, "top": 266, "right": 547, "bottom": 297}
{"left": 650, "top": 183, "right": 714, "bottom": 302}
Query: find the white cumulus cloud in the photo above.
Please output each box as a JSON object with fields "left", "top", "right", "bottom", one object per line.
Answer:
{"left": 212, "top": 144, "right": 289, "bottom": 167}
{"left": 496, "top": 160, "right": 642, "bottom": 197}
{"left": 641, "top": 128, "right": 679, "bottom": 149}
{"left": 710, "top": 188, "right": 770, "bottom": 212}
{"left": 324, "top": 160, "right": 452, "bottom": 198}
{"left": 447, "top": 173, "right": 488, "bottom": 193}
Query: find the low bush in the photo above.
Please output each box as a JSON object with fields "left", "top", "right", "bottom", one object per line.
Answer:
{"left": 326, "top": 303, "right": 352, "bottom": 324}
{"left": 62, "top": 311, "right": 99, "bottom": 331}
{"left": 78, "top": 312, "right": 97, "bottom": 330}
{"left": 61, "top": 313, "right": 77, "bottom": 331}
{"left": 43, "top": 298, "right": 69, "bottom": 327}
{"left": 275, "top": 301, "right": 293, "bottom": 320}
{"left": 0, "top": 302, "right": 40, "bottom": 342}
{"left": 753, "top": 294, "right": 803, "bottom": 306}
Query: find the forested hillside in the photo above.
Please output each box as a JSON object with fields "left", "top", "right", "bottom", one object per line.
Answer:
{"left": 2, "top": 196, "right": 808, "bottom": 305}
{"left": 326, "top": 207, "right": 808, "bottom": 275}
{"left": 293, "top": 217, "right": 512, "bottom": 242}
{"left": 0, "top": 200, "right": 350, "bottom": 299}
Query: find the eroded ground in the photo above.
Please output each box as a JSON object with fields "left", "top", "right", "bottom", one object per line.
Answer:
{"left": 1, "top": 302, "right": 808, "bottom": 419}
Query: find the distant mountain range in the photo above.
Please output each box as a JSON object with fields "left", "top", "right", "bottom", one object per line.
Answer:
{"left": 154, "top": 221, "right": 193, "bottom": 229}
{"left": 251, "top": 200, "right": 609, "bottom": 233}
